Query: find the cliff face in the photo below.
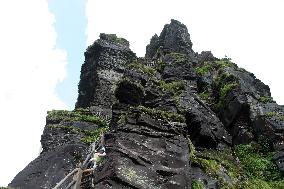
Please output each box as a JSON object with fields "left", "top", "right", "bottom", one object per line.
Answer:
{"left": 9, "top": 19, "right": 284, "bottom": 189}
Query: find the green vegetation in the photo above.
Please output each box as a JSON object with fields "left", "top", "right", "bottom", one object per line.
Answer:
{"left": 47, "top": 109, "right": 108, "bottom": 127}
{"left": 242, "top": 179, "right": 272, "bottom": 189}
{"left": 219, "top": 83, "right": 239, "bottom": 100}
{"left": 136, "top": 105, "right": 186, "bottom": 123}
{"left": 117, "top": 77, "right": 144, "bottom": 91}
{"left": 195, "top": 58, "right": 240, "bottom": 111}
{"left": 264, "top": 111, "right": 284, "bottom": 122}
{"left": 198, "top": 91, "right": 212, "bottom": 105}
{"left": 215, "top": 58, "right": 235, "bottom": 69}
{"left": 188, "top": 137, "right": 240, "bottom": 187}
{"left": 127, "top": 62, "right": 157, "bottom": 77}
{"left": 168, "top": 52, "right": 188, "bottom": 64}
{"left": 258, "top": 96, "right": 274, "bottom": 103}
{"left": 80, "top": 126, "right": 108, "bottom": 145}
{"left": 192, "top": 180, "right": 205, "bottom": 189}
{"left": 195, "top": 58, "right": 234, "bottom": 76}
{"left": 157, "top": 80, "right": 185, "bottom": 96}
{"left": 95, "top": 156, "right": 105, "bottom": 167}
{"left": 100, "top": 33, "right": 129, "bottom": 45}
{"left": 196, "top": 65, "right": 211, "bottom": 76}
{"left": 234, "top": 143, "right": 283, "bottom": 188}
{"left": 198, "top": 91, "right": 210, "bottom": 101}
{"left": 48, "top": 124, "right": 108, "bottom": 145}
{"left": 119, "top": 166, "right": 160, "bottom": 189}
{"left": 235, "top": 144, "right": 280, "bottom": 181}
{"left": 265, "top": 111, "right": 278, "bottom": 118}
{"left": 47, "top": 108, "right": 109, "bottom": 145}
{"left": 213, "top": 73, "right": 239, "bottom": 110}
{"left": 187, "top": 136, "right": 284, "bottom": 188}
{"left": 156, "top": 60, "right": 166, "bottom": 72}
{"left": 192, "top": 149, "right": 241, "bottom": 188}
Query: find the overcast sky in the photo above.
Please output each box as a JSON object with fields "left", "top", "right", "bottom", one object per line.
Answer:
{"left": 0, "top": 0, "right": 283, "bottom": 186}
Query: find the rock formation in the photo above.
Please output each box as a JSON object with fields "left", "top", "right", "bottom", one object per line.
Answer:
{"left": 9, "top": 19, "right": 284, "bottom": 189}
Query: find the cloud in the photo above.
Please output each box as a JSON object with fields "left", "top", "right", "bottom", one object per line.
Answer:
{"left": 86, "top": 0, "right": 284, "bottom": 104}
{"left": 0, "top": 0, "right": 68, "bottom": 186}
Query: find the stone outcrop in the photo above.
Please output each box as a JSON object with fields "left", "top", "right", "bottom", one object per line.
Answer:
{"left": 9, "top": 109, "right": 106, "bottom": 189}
{"left": 76, "top": 33, "right": 136, "bottom": 117}
{"left": 9, "top": 20, "right": 284, "bottom": 189}
{"left": 93, "top": 103, "right": 191, "bottom": 188}
{"left": 146, "top": 19, "right": 197, "bottom": 63}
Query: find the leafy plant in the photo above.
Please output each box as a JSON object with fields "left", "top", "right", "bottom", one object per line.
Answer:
{"left": 196, "top": 65, "right": 211, "bottom": 76}
{"left": 158, "top": 80, "right": 185, "bottom": 96}
{"left": 192, "top": 180, "right": 205, "bottom": 189}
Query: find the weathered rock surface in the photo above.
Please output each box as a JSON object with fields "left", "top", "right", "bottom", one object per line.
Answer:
{"left": 9, "top": 110, "right": 105, "bottom": 189}
{"left": 9, "top": 20, "right": 284, "bottom": 189}
{"left": 146, "top": 19, "right": 197, "bottom": 63}
{"left": 196, "top": 59, "right": 284, "bottom": 146}
{"left": 76, "top": 33, "right": 136, "bottom": 117}
{"left": 93, "top": 103, "right": 191, "bottom": 189}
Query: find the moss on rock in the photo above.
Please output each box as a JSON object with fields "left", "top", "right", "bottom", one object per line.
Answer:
{"left": 100, "top": 33, "right": 129, "bottom": 46}
{"left": 48, "top": 124, "right": 108, "bottom": 145}
{"left": 168, "top": 52, "right": 188, "bottom": 64}
{"left": 127, "top": 61, "right": 157, "bottom": 77}
{"left": 47, "top": 108, "right": 108, "bottom": 127}
{"left": 136, "top": 105, "right": 186, "bottom": 123}
{"left": 258, "top": 96, "right": 274, "bottom": 103}
{"left": 187, "top": 136, "right": 284, "bottom": 188}
{"left": 157, "top": 80, "right": 185, "bottom": 96}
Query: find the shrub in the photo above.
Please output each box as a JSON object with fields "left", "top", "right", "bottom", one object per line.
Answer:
{"left": 158, "top": 80, "right": 185, "bottom": 96}
{"left": 196, "top": 65, "right": 211, "bottom": 76}
{"left": 235, "top": 144, "right": 280, "bottom": 181}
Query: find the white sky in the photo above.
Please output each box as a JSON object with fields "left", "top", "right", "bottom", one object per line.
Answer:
{"left": 0, "top": 0, "right": 283, "bottom": 187}
{"left": 87, "top": 0, "right": 284, "bottom": 104}
{"left": 0, "top": 0, "right": 67, "bottom": 186}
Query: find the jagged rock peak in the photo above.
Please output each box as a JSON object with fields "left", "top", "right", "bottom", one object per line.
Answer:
{"left": 146, "top": 19, "right": 197, "bottom": 63}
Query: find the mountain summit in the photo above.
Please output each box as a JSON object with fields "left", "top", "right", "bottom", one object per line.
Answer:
{"left": 9, "top": 20, "right": 284, "bottom": 189}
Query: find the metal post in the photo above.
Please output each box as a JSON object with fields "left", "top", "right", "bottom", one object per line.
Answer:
{"left": 72, "top": 168, "right": 83, "bottom": 189}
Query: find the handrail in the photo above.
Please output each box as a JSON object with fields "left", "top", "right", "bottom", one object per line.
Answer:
{"left": 52, "top": 134, "right": 104, "bottom": 189}
{"left": 52, "top": 168, "right": 79, "bottom": 189}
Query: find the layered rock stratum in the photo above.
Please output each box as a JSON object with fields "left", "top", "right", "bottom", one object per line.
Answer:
{"left": 9, "top": 20, "right": 284, "bottom": 189}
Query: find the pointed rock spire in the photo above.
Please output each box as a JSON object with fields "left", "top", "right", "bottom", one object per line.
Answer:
{"left": 146, "top": 19, "right": 197, "bottom": 63}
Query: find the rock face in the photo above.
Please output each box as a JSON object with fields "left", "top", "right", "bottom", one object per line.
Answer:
{"left": 76, "top": 33, "right": 136, "bottom": 117}
{"left": 146, "top": 19, "right": 197, "bottom": 63}
{"left": 9, "top": 20, "right": 284, "bottom": 189}
{"left": 93, "top": 103, "right": 191, "bottom": 189}
{"left": 9, "top": 110, "right": 100, "bottom": 189}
